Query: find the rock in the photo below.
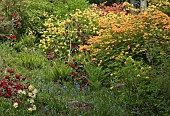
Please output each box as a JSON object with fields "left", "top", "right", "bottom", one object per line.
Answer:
{"left": 68, "top": 100, "right": 94, "bottom": 112}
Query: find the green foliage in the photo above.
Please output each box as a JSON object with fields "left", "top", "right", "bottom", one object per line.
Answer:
{"left": 118, "top": 77, "right": 170, "bottom": 115}
{"left": 20, "top": 0, "right": 89, "bottom": 37}
{"left": 0, "top": 56, "right": 5, "bottom": 75}
{"left": 48, "top": 60, "right": 73, "bottom": 82}
{"left": 0, "top": 0, "right": 26, "bottom": 38}
{"left": 17, "top": 52, "right": 47, "bottom": 70}
{"left": 0, "top": 42, "right": 20, "bottom": 69}
{"left": 148, "top": 0, "right": 170, "bottom": 16}
{"left": 145, "top": 38, "right": 170, "bottom": 66}
{"left": 0, "top": 14, "right": 19, "bottom": 41}
{"left": 87, "top": 0, "right": 107, "bottom": 5}
{"left": 20, "top": 0, "right": 55, "bottom": 35}
{"left": 107, "top": 54, "right": 170, "bottom": 115}
{"left": 109, "top": 49, "right": 170, "bottom": 115}
{"left": 1, "top": 0, "right": 89, "bottom": 39}
{"left": 0, "top": 0, "right": 25, "bottom": 17}
{"left": 53, "top": 0, "right": 90, "bottom": 19}
{"left": 13, "top": 34, "right": 37, "bottom": 52}
{"left": 87, "top": 0, "right": 124, "bottom": 5}
{"left": 84, "top": 61, "right": 105, "bottom": 88}
{"left": 20, "top": 35, "right": 37, "bottom": 47}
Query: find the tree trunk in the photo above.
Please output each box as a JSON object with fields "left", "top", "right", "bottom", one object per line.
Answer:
{"left": 130, "top": 0, "right": 136, "bottom": 6}
{"left": 140, "top": 0, "right": 147, "bottom": 13}
{"left": 130, "top": 0, "right": 136, "bottom": 14}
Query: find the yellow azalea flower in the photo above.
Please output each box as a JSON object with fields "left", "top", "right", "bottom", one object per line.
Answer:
{"left": 110, "top": 86, "right": 114, "bottom": 90}
{"left": 110, "top": 55, "right": 115, "bottom": 59}
{"left": 22, "top": 91, "right": 26, "bottom": 95}
{"left": 31, "top": 93, "right": 36, "bottom": 98}
{"left": 115, "top": 57, "right": 119, "bottom": 60}
{"left": 110, "top": 73, "right": 113, "bottom": 76}
{"left": 30, "top": 99, "right": 34, "bottom": 104}
{"left": 18, "top": 90, "right": 22, "bottom": 94}
{"left": 41, "top": 35, "right": 45, "bottom": 37}
{"left": 54, "top": 49, "right": 58, "bottom": 52}
{"left": 13, "top": 102, "right": 18, "bottom": 108}
{"left": 38, "top": 44, "right": 42, "bottom": 48}
{"left": 91, "top": 58, "right": 97, "bottom": 61}
{"left": 125, "top": 52, "right": 128, "bottom": 54}
{"left": 28, "top": 92, "right": 33, "bottom": 97}
{"left": 28, "top": 85, "right": 34, "bottom": 91}
{"left": 32, "top": 105, "right": 36, "bottom": 110}
{"left": 137, "top": 74, "right": 140, "bottom": 77}
{"left": 106, "top": 52, "right": 110, "bottom": 55}
{"left": 28, "top": 108, "right": 33, "bottom": 112}
{"left": 32, "top": 89, "right": 38, "bottom": 94}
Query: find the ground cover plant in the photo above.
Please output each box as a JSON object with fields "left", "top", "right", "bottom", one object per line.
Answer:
{"left": 0, "top": 0, "right": 170, "bottom": 115}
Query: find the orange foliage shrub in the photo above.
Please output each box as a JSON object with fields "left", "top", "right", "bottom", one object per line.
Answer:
{"left": 79, "top": 7, "right": 170, "bottom": 68}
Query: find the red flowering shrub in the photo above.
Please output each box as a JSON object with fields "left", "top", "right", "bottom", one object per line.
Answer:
{"left": 0, "top": 13, "right": 22, "bottom": 43}
{"left": 0, "top": 69, "right": 37, "bottom": 111}
{"left": 65, "top": 59, "right": 89, "bottom": 90}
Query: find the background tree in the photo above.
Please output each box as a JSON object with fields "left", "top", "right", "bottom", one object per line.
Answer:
{"left": 140, "top": 0, "right": 147, "bottom": 12}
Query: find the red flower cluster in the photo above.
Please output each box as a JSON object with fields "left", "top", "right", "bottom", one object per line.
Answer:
{"left": 12, "top": 14, "right": 18, "bottom": 20}
{"left": 7, "top": 69, "right": 15, "bottom": 73}
{"left": 47, "top": 49, "right": 55, "bottom": 60}
{"left": 11, "top": 13, "right": 22, "bottom": 28}
{"left": 0, "top": 69, "right": 28, "bottom": 100}
{"left": 0, "top": 16, "right": 4, "bottom": 21}
{"left": 15, "top": 22, "right": 22, "bottom": 28}
{"left": 12, "top": 14, "right": 17, "bottom": 17}
{"left": 67, "top": 60, "right": 89, "bottom": 90}
{"left": 72, "top": 72, "right": 76, "bottom": 76}
{"left": 91, "top": 2, "right": 130, "bottom": 16}
{"left": 9, "top": 35, "right": 17, "bottom": 40}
